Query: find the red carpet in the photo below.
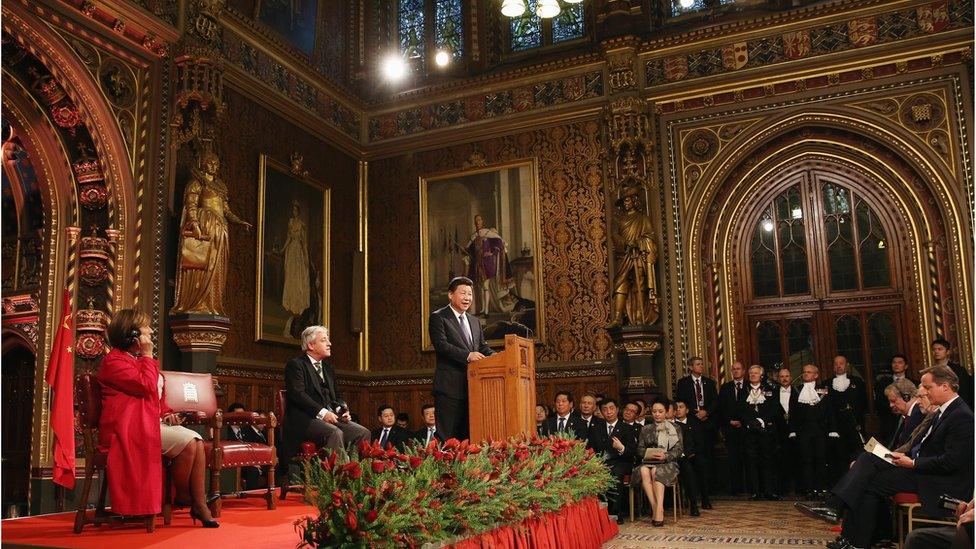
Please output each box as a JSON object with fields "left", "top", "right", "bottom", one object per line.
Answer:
{"left": 1, "top": 497, "right": 316, "bottom": 548}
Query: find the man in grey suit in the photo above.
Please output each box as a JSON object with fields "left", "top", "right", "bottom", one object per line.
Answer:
{"left": 429, "top": 277, "right": 493, "bottom": 441}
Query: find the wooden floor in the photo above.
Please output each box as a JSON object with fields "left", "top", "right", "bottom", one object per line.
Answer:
{"left": 605, "top": 498, "right": 839, "bottom": 548}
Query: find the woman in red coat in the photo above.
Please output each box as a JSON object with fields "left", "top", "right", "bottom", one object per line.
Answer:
{"left": 97, "top": 309, "right": 218, "bottom": 527}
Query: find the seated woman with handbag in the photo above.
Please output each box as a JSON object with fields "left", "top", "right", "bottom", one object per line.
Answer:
{"left": 97, "top": 308, "right": 218, "bottom": 528}
{"left": 632, "top": 400, "right": 683, "bottom": 526}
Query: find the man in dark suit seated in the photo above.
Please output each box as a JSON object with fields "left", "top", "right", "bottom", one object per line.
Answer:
{"left": 825, "top": 366, "right": 974, "bottom": 549}
{"left": 372, "top": 404, "right": 410, "bottom": 451}
{"left": 578, "top": 392, "right": 605, "bottom": 436}
{"left": 905, "top": 498, "right": 973, "bottom": 549}
{"left": 225, "top": 402, "right": 265, "bottom": 490}
{"left": 540, "top": 391, "right": 588, "bottom": 439}
{"left": 396, "top": 412, "right": 410, "bottom": 430}
{"left": 413, "top": 403, "right": 442, "bottom": 446}
{"left": 875, "top": 354, "right": 917, "bottom": 444}
{"left": 673, "top": 398, "right": 708, "bottom": 515}
{"left": 586, "top": 398, "right": 636, "bottom": 524}
{"left": 282, "top": 325, "right": 370, "bottom": 467}
{"left": 674, "top": 356, "right": 718, "bottom": 503}
{"left": 798, "top": 377, "right": 927, "bottom": 524}
{"left": 429, "top": 277, "right": 494, "bottom": 441}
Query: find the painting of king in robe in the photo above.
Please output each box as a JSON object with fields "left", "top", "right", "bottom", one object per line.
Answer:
{"left": 419, "top": 159, "right": 545, "bottom": 350}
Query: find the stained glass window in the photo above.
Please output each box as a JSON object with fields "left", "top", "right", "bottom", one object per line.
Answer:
{"left": 434, "top": 0, "right": 463, "bottom": 59}
{"left": 671, "top": 0, "right": 735, "bottom": 17}
{"left": 398, "top": 0, "right": 425, "bottom": 60}
{"left": 552, "top": 3, "right": 585, "bottom": 43}
{"left": 510, "top": 0, "right": 542, "bottom": 52}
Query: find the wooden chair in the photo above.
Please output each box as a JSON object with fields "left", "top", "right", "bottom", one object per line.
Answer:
{"left": 629, "top": 473, "right": 682, "bottom": 524}
{"left": 892, "top": 492, "right": 956, "bottom": 548}
{"left": 276, "top": 389, "right": 318, "bottom": 500}
{"left": 73, "top": 373, "right": 159, "bottom": 533}
{"left": 161, "top": 372, "right": 277, "bottom": 518}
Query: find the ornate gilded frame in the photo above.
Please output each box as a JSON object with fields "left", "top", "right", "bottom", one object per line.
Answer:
{"left": 255, "top": 154, "right": 331, "bottom": 345}
{"left": 419, "top": 158, "right": 546, "bottom": 352}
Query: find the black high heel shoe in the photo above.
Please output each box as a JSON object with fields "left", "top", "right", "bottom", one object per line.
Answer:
{"left": 190, "top": 509, "right": 219, "bottom": 528}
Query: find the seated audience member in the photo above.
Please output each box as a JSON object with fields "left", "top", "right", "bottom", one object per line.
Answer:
{"left": 593, "top": 394, "right": 607, "bottom": 420}
{"left": 931, "top": 338, "right": 974, "bottom": 410}
{"left": 798, "top": 380, "right": 932, "bottom": 525}
{"left": 372, "top": 404, "right": 409, "bottom": 451}
{"left": 578, "top": 393, "right": 605, "bottom": 433}
{"left": 282, "top": 326, "right": 370, "bottom": 464}
{"left": 883, "top": 379, "right": 924, "bottom": 449}
{"left": 673, "top": 398, "right": 711, "bottom": 514}
{"left": 414, "top": 404, "right": 442, "bottom": 446}
{"left": 248, "top": 410, "right": 270, "bottom": 443}
{"left": 633, "top": 398, "right": 648, "bottom": 426}
{"left": 396, "top": 412, "right": 410, "bottom": 431}
{"left": 225, "top": 402, "right": 266, "bottom": 490}
{"left": 905, "top": 499, "right": 973, "bottom": 549}
{"left": 97, "top": 309, "right": 217, "bottom": 527}
{"left": 789, "top": 363, "right": 835, "bottom": 499}
{"left": 633, "top": 400, "right": 682, "bottom": 527}
{"left": 540, "top": 391, "right": 587, "bottom": 438}
{"left": 826, "top": 366, "right": 973, "bottom": 549}
{"left": 739, "top": 365, "right": 781, "bottom": 501}
{"left": 535, "top": 404, "right": 550, "bottom": 437}
{"left": 587, "top": 398, "right": 636, "bottom": 524}
{"left": 875, "top": 354, "right": 917, "bottom": 443}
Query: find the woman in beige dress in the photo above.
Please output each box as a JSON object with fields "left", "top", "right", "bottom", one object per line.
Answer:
{"left": 632, "top": 401, "right": 682, "bottom": 526}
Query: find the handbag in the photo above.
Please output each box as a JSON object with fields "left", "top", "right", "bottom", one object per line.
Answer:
{"left": 180, "top": 231, "right": 211, "bottom": 270}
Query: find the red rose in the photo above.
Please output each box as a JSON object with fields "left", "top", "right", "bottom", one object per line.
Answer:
{"left": 340, "top": 461, "right": 362, "bottom": 479}
{"left": 365, "top": 509, "right": 378, "bottom": 523}
{"left": 443, "top": 438, "right": 460, "bottom": 450}
{"left": 409, "top": 456, "right": 423, "bottom": 469}
{"left": 346, "top": 510, "right": 358, "bottom": 531}
{"left": 370, "top": 460, "right": 386, "bottom": 474}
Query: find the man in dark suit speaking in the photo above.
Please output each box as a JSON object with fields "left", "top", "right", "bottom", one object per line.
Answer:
{"left": 282, "top": 326, "right": 369, "bottom": 464}
{"left": 429, "top": 277, "right": 494, "bottom": 441}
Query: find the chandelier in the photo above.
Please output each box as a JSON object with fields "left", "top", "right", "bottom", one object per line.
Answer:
{"left": 500, "top": 0, "right": 582, "bottom": 19}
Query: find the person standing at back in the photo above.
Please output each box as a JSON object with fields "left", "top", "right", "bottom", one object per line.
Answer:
{"left": 429, "top": 277, "right": 494, "bottom": 441}
{"left": 674, "top": 356, "right": 718, "bottom": 506}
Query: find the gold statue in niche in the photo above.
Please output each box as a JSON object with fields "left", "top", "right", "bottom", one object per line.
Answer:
{"left": 173, "top": 150, "right": 251, "bottom": 315}
{"left": 608, "top": 183, "right": 659, "bottom": 328}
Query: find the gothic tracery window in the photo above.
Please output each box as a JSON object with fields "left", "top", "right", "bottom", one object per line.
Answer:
{"left": 509, "top": 1, "right": 585, "bottom": 53}
{"left": 396, "top": 0, "right": 464, "bottom": 66}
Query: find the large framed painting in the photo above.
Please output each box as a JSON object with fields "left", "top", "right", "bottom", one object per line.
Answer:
{"left": 253, "top": 0, "right": 318, "bottom": 56}
{"left": 255, "top": 154, "right": 330, "bottom": 345}
{"left": 419, "top": 159, "right": 545, "bottom": 351}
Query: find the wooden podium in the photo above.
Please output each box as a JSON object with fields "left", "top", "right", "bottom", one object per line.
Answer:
{"left": 467, "top": 334, "right": 537, "bottom": 442}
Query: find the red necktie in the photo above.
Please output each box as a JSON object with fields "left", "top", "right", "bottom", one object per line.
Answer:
{"left": 695, "top": 379, "right": 704, "bottom": 407}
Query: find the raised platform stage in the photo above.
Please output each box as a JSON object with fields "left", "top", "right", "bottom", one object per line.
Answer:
{"left": 2, "top": 496, "right": 313, "bottom": 549}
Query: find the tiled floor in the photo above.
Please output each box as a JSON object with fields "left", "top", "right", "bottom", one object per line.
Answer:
{"left": 605, "top": 499, "right": 839, "bottom": 548}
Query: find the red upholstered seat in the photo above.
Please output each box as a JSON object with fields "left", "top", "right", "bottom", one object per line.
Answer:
{"left": 207, "top": 442, "right": 276, "bottom": 468}
{"left": 892, "top": 492, "right": 920, "bottom": 505}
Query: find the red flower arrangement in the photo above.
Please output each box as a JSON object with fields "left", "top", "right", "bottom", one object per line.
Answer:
{"left": 295, "top": 433, "right": 612, "bottom": 548}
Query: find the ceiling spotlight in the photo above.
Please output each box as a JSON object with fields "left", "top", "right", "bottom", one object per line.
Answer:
{"left": 500, "top": 0, "right": 526, "bottom": 17}
{"left": 762, "top": 219, "right": 775, "bottom": 232}
{"left": 679, "top": 0, "right": 696, "bottom": 8}
{"left": 536, "top": 0, "right": 560, "bottom": 18}
{"left": 382, "top": 54, "right": 407, "bottom": 80}
{"left": 564, "top": 0, "right": 583, "bottom": 3}
{"left": 434, "top": 50, "right": 450, "bottom": 67}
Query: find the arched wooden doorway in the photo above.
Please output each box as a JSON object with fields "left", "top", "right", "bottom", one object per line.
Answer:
{"left": 1, "top": 336, "right": 36, "bottom": 517}
{"left": 737, "top": 159, "right": 913, "bottom": 410}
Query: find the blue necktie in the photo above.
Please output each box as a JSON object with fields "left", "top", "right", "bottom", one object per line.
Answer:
{"left": 380, "top": 428, "right": 389, "bottom": 448}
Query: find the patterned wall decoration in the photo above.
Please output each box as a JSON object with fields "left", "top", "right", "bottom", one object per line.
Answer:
{"left": 130, "top": 0, "right": 179, "bottom": 26}
{"left": 677, "top": 117, "right": 763, "bottom": 199}
{"left": 213, "top": 88, "right": 360, "bottom": 370}
{"left": 367, "top": 70, "right": 605, "bottom": 142}
{"left": 368, "top": 119, "right": 612, "bottom": 372}
{"left": 220, "top": 28, "right": 361, "bottom": 140}
{"left": 848, "top": 89, "right": 958, "bottom": 177}
{"left": 644, "top": 0, "right": 972, "bottom": 87}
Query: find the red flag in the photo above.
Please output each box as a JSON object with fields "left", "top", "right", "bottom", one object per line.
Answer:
{"left": 45, "top": 288, "right": 75, "bottom": 489}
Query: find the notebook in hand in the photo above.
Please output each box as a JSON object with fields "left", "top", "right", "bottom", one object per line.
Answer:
{"left": 642, "top": 448, "right": 666, "bottom": 463}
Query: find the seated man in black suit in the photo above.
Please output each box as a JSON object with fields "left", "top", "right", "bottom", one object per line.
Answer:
{"left": 414, "top": 404, "right": 442, "bottom": 446}
{"left": 225, "top": 402, "right": 265, "bottom": 490}
{"left": 540, "top": 391, "right": 587, "bottom": 439}
{"left": 874, "top": 354, "right": 917, "bottom": 444}
{"left": 372, "top": 404, "right": 410, "bottom": 451}
{"left": 282, "top": 326, "right": 370, "bottom": 466}
{"left": 827, "top": 366, "right": 974, "bottom": 549}
{"left": 578, "top": 392, "right": 605, "bottom": 435}
{"left": 905, "top": 498, "right": 973, "bottom": 549}
{"left": 396, "top": 412, "right": 410, "bottom": 430}
{"left": 673, "top": 398, "right": 709, "bottom": 515}
{"left": 586, "top": 397, "right": 637, "bottom": 523}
